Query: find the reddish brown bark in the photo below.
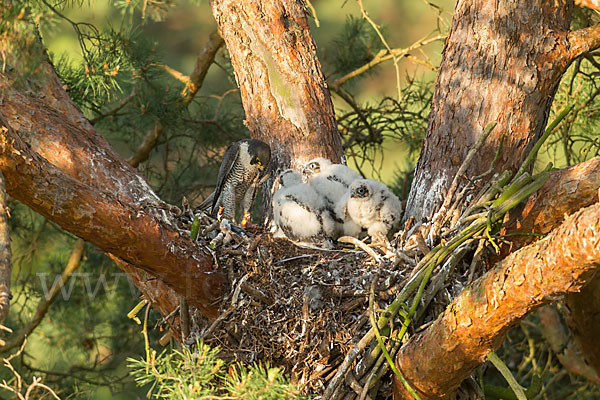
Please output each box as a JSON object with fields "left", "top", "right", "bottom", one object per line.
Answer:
{"left": 393, "top": 202, "right": 600, "bottom": 400}
{"left": 499, "top": 156, "right": 600, "bottom": 257}
{"left": 495, "top": 157, "right": 600, "bottom": 380}
{"left": 404, "top": 0, "right": 600, "bottom": 222}
{"left": 0, "top": 67, "right": 226, "bottom": 318}
{"left": 576, "top": 0, "right": 600, "bottom": 10}
{"left": 210, "top": 0, "right": 343, "bottom": 172}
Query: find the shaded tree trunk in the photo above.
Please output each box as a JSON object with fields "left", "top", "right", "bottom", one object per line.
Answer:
{"left": 404, "top": 0, "right": 600, "bottom": 223}
{"left": 210, "top": 0, "right": 343, "bottom": 173}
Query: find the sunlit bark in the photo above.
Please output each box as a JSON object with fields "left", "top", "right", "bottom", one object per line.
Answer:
{"left": 394, "top": 203, "right": 600, "bottom": 399}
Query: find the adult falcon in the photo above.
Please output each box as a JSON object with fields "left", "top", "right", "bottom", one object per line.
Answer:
{"left": 197, "top": 138, "right": 271, "bottom": 224}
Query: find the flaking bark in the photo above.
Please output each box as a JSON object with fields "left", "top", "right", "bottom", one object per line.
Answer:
{"left": 210, "top": 0, "right": 343, "bottom": 173}
{"left": 394, "top": 202, "right": 600, "bottom": 399}
{"left": 404, "top": 0, "right": 598, "bottom": 222}
{"left": 496, "top": 157, "right": 600, "bottom": 380}
{"left": 0, "top": 65, "right": 226, "bottom": 318}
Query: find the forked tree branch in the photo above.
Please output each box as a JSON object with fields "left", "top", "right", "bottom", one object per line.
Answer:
{"left": 394, "top": 202, "right": 600, "bottom": 399}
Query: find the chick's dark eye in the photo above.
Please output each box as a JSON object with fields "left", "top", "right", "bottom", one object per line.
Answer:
{"left": 358, "top": 187, "right": 367, "bottom": 195}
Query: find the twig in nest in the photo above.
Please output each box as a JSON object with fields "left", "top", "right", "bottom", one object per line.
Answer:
{"left": 431, "top": 122, "right": 497, "bottom": 235}
{"left": 368, "top": 274, "right": 421, "bottom": 400}
{"left": 201, "top": 274, "right": 249, "bottom": 339}
{"left": 156, "top": 305, "right": 180, "bottom": 329}
{"left": 338, "top": 236, "right": 381, "bottom": 263}
{"left": 246, "top": 234, "right": 262, "bottom": 256}
{"left": 473, "top": 134, "right": 506, "bottom": 181}
{"left": 241, "top": 281, "right": 274, "bottom": 306}
{"left": 415, "top": 242, "right": 473, "bottom": 323}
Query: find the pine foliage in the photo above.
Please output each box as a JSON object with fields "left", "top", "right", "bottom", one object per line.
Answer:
{"left": 128, "top": 342, "right": 304, "bottom": 399}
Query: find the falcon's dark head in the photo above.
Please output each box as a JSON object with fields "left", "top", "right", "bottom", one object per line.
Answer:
{"left": 350, "top": 181, "right": 370, "bottom": 199}
{"left": 246, "top": 139, "right": 271, "bottom": 170}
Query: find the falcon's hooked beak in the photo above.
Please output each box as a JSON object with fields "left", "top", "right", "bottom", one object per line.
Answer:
{"left": 257, "top": 160, "right": 264, "bottom": 170}
{"left": 302, "top": 166, "right": 320, "bottom": 175}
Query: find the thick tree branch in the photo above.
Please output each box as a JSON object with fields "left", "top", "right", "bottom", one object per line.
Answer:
{"left": 0, "top": 65, "right": 226, "bottom": 318}
{"left": 405, "top": 0, "right": 572, "bottom": 222}
{"left": 0, "top": 123, "right": 225, "bottom": 316}
{"left": 568, "top": 23, "right": 600, "bottom": 62}
{"left": 210, "top": 0, "right": 343, "bottom": 172}
{"left": 490, "top": 157, "right": 600, "bottom": 383}
{"left": 564, "top": 276, "right": 600, "bottom": 377}
{"left": 394, "top": 202, "right": 600, "bottom": 400}
{"left": 537, "top": 305, "right": 600, "bottom": 385}
{"left": 0, "top": 170, "right": 10, "bottom": 323}
{"left": 499, "top": 156, "right": 600, "bottom": 256}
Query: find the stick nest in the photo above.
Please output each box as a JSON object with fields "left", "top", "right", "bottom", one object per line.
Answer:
{"left": 182, "top": 215, "right": 478, "bottom": 399}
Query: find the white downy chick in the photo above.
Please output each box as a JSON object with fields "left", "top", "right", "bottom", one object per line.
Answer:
{"left": 344, "top": 179, "right": 403, "bottom": 242}
{"left": 303, "top": 157, "right": 361, "bottom": 237}
{"left": 272, "top": 169, "right": 337, "bottom": 244}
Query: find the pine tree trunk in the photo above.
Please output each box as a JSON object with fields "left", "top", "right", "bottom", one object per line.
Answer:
{"left": 394, "top": 0, "right": 600, "bottom": 397}
{"left": 210, "top": 0, "right": 343, "bottom": 174}
{"left": 404, "top": 0, "right": 573, "bottom": 222}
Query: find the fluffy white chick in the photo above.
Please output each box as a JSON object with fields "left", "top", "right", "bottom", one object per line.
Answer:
{"left": 303, "top": 158, "right": 361, "bottom": 204}
{"left": 343, "top": 179, "right": 403, "bottom": 242}
{"left": 272, "top": 169, "right": 337, "bottom": 244}
{"left": 302, "top": 157, "right": 361, "bottom": 234}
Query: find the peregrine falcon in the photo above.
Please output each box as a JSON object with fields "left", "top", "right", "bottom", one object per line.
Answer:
{"left": 303, "top": 158, "right": 360, "bottom": 190}
{"left": 303, "top": 157, "right": 361, "bottom": 236}
{"left": 343, "top": 179, "right": 403, "bottom": 242}
{"left": 272, "top": 169, "right": 337, "bottom": 244}
{"left": 197, "top": 138, "right": 271, "bottom": 224}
